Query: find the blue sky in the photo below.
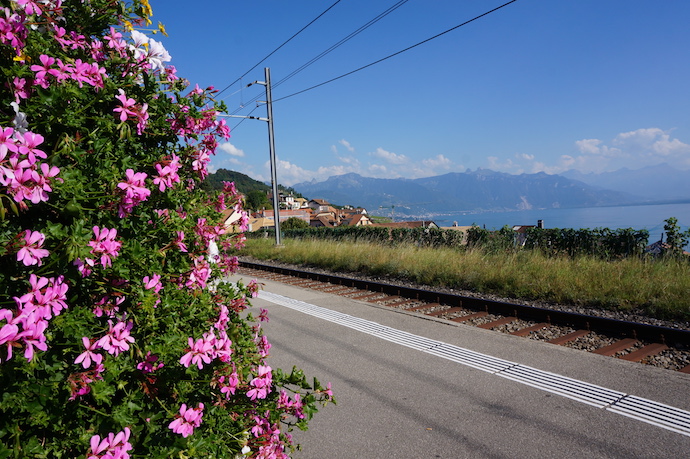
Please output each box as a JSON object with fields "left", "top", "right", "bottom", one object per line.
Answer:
{"left": 151, "top": 0, "right": 690, "bottom": 186}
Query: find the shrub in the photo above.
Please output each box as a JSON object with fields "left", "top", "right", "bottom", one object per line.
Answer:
{"left": 0, "top": 1, "right": 331, "bottom": 457}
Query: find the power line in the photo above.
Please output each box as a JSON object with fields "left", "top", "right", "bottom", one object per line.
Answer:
{"left": 272, "top": 0, "right": 410, "bottom": 89}
{"left": 216, "top": 0, "right": 345, "bottom": 98}
{"left": 229, "top": 104, "right": 261, "bottom": 131}
{"left": 227, "top": 0, "right": 411, "bottom": 116}
{"left": 275, "top": 0, "right": 518, "bottom": 102}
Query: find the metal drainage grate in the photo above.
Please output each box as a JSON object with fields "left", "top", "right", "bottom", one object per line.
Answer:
{"left": 258, "top": 290, "right": 690, "bottom": 437}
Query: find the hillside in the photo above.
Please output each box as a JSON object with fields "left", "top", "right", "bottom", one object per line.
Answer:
{"left": 293, "top": 170, "right": 639, "bottom": 216}
{"left": 201, "top": 169, "right": 303, "bottom": 198}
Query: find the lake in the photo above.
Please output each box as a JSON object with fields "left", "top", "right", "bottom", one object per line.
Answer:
{"left": 425, "top": 202, "right": 690, "bottom": 239}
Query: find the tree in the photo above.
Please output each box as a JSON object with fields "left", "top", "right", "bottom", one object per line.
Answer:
{"left": 246, "top": 189, "right": 272, "bottom": 211}
{"left": 0, "top": 1, "right": 332, "bottom": 457}
{"left": 663, "top": 217, "right": 690, "bottom": 256}
{"left": 282, "top": 217, "right": 310, "bottom": 230}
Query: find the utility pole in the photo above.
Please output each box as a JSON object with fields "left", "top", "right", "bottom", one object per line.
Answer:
{"left": 262, "top": 67, "right": 281, "bottom": 247}
{"left": 219, "top": 67, "right": 282, "bottom": 247}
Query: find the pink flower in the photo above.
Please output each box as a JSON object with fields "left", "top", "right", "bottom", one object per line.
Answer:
{"left": 104, "top": 27, "right": 126, "bottom": 52}
{"left": 114, "top": 89, "right": 148, "bottom": 133}
{"left": 0, "top": 309, "right": 20, "bottom": 363}
{"left": 184, "top": 256, "right": 210, "bottom": 290}
{"left": 152, "top": 154, "right": 181, "bottom": 191}
{"left": 219, "top": 371, "right": 239, "bottom": 398}
{"left": 88, "top": 226, "right": 122, "bottom": 268}
{"left": 74, "top": 257, "right": 95, "bottom": 277}
{"left": 11, "top": 77, "right": 29, "bottom": 103}
{"left": 247, "top": 365, "right": 272, "bottom": 401}
{"left": 96, "top": 320, "right": 134, "bottom": 356}
{"left": 30, "top": 54, "right": 56, "bottom": 88}
{"left": 87, "top": 427, "right": 132, "bottom": 459}
{"left": 135, "top": 103, "right": 148, "bottom": 135}
{"left": 169, "top": 403, "right": 204, "bottom": 438}
{"left": 137, "top": 351, "right": 164, "bottom": 373}
{"left": 74, "top": 337, "right": 103, "bottom": 369}
{"left": 16, "top": 229, "right": 49, "bottom": 266}
{"left": 324, "top": 382, "right": 334, "bottom": 399}
{"left": 16, "top": 131, "right": 47, "bottom": 163}
{"left": 20, "top": 316, "right": 48, "bottom": 361}
{"left": 0, "top": 126, "right": 18, "bottom": 157}
{"left": 16, "top": 0, "right": 43, "bottom": 16}
{"left": 113, "top": 89, "right": 137, "bottom": 122}
{"left": 142, "top": 273, "right": 162, "bottom": 294}
{"left": 13, "top": 274, "right": 68, "bottom": 320}
{"left": 117, "top": 169, "right": 150, "bottom": 216}
{"left": 277, "top": 390, "right": 305, "bottom": 419}
{"left": 173, "top": 231, "right": 188, "bottom": 252}
{"left": 179, "top": 335, "right": 214, "bottom": 370}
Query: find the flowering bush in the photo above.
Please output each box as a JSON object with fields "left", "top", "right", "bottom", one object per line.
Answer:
{"left": 0, "top": 1, "right": 333, "bottom": 457}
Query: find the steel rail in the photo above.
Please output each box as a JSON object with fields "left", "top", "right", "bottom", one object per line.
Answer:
{"left": 239, "top": 260, "right": 690, "bottom": 346}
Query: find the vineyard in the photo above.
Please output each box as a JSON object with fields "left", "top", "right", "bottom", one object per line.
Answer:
{"left": 248, "top": 217, "right": 689, "bottom": 260}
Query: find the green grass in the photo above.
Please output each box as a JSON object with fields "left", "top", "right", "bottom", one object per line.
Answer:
{"left": 240, "top": 238, "right": 690, "bottom": 321}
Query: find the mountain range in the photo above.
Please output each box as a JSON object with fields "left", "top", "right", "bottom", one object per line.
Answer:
{"left": 292, "top": 165, "right": 690, "bottom": 217}
{"left": 561, "top": 163, "right": 690, "bottom": 201}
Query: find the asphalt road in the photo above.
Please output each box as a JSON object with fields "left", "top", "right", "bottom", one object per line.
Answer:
{"left": 229, "top": 274, "right": 690, "bottom": 459}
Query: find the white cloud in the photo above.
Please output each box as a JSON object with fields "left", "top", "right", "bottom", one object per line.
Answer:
{"left": 484, "top": 127, "right": 690, "bottom": 176}
{"left": 487, "top": 156, "right": 523, "bottom": 174}
{"left": 370, "top": 147, "right": 408, "bottom": 165}
{"left": 367, "top": 164, "right": 390, "bottom": 176}
{"left": 575, "top": 138, "right": 602, "bottom": 155}
{"left": 339, "top": 139, "right": 355, "bottom": 152}
{"left": 612, "top": 127, "right": 690, "bottom": 157}
{"left": 337, "top": 155, "right": 360, "bottom": 166}
{"left": 266, "top": 160, "right": 355, "bottom": 186}
{"left": 422, "top": 154, "right": 452, "bottom": 169}
{"left": 572, "top": 128, "right": 690, "bottom": 170}
{"left": 217, "top": 142, "right": 245, "bottom": 157}
{"left": 574, "top": 138, "right": 623, "bottom": 158}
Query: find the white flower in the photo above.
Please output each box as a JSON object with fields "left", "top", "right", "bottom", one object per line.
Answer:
{"left": 129, "top": 30, "right": 149, "bottom": 61}
{"left": 11, "top": 102, "right": 28, "bottom": 134}
{"left": 147, "top": 38, "right": 171, "bottom": 70}
{"left": 130, "top": 30, "right": 149, "bottom": 47}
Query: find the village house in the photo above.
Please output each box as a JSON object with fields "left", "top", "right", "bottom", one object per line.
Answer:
{"left": 246, "top": 216, "right": 273, "bottom": 232}
{"left": 254, "top": 208, "right": 311, "bottom": 225}
{"left": 220, "top": 208, "right": 245, "bottom": 233}
{"left": 341, "top": 213, "right": 373, "bottom": 227}
{"left": 308, "top": 199, "right": 331, "bottom": 213}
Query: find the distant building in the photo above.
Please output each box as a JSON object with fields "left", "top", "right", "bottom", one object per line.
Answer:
{"left": 371, "top": 221, "right": 439, "bottom": 229}
{"left": 255, "top": 208, "right": 310, "bottom": 224}
{"left": 341, "top": 214, "right": 372, "bottom": 227}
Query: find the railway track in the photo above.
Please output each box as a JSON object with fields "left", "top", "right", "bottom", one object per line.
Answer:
{"left": 238, "top": 260, "right": 690, "bottom": 373}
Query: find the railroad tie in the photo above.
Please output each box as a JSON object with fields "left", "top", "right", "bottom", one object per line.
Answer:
{"left": 477, "top": 316, "right": 517, "bottom": 329}
{"left": 426, "top": 307, "right": 464, "bottom": 317}
{"left": 450, "top": 311, "right": 488, "bottom": 322}
{"left": 407, "top": 303, "right": 440, "bottom": 312}
{"left": 547, "top": 330, "right": 590, "bottom": 345}
{"left": 381, "top": 298, "right": 416, "bottom": 307}
{"left": 510, "top": 323, "right": 549, "bottom": 337}
{"left": 349, "top": 291, "right": 383, "bottom": 300}
{"left": 373, "top": 295, "right": 401, "bottom": 304}
{"left": 618, "top": 343, "right": 668, "bottom": 362}
{"left": 592, "top": 338, "right": 639, "bottom": 356}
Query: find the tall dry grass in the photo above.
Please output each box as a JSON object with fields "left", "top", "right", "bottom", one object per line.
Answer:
{"left": 241, "top": 238, "right": 690, "bottom": 320}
